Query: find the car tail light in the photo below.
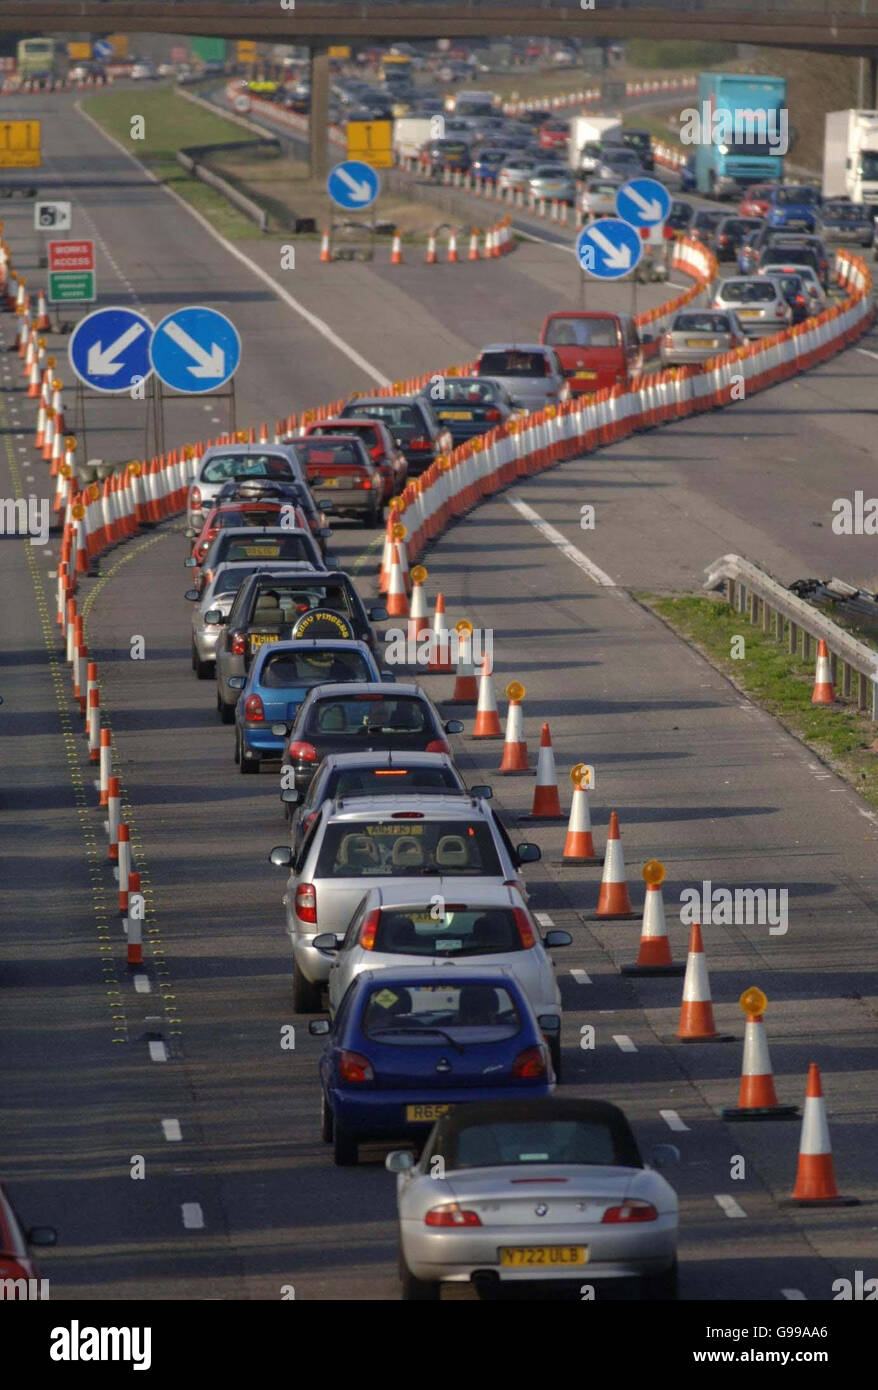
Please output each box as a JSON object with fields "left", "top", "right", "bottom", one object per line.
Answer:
{"left": 244, "top": 694, "right": 264, "bottom": 721}
{"left": 484, "top": 407, "right": 501, "bottom": 421}
{"left": 775, "top": 305, "right": 786, "bottom": 318}
{"left": 511, "top": 1045, "right": 548, "bottom": 1079}
{"left": 289, "top": 740, "right": 319, "bottom": 763}
{"left": 301, "top": 811, "right": 318, "bottom": 836}
{"left": 230, "top": 631, "right": 246, "bottom": 656}
{"left": 369, "top": 444, "right": 383, "bottom": 460}
{"left": 663, "top": 333, "right": 673, "bottom": 346}
{"left": 359, "top": 476, "right": 378, "bottom": 490}
{"left": 601, "top": 1200, "right": 659, "bottom": 1224}
{"left": 338, "top": 1050, "right": 374, "bottom": 1083}
{"left": 426, "top": 738, "right": 450, "bottom": 754}
{"left": 190, "top": 485, "right": 201, "bottom": 510}
{"left": 358, "top": 908, "right": 381, "bottom": 950}
{"left": 513, "top": 907, "right": 536, "bottom": 949}
{"left": 425, "top": 1204, "right": 482, "bottom": 1227}
{"left": 295, "top": 882, "right": 317, "bottom": 924}
{"left": 795, "top": 294, "right": 806, "bottom": 306}
{"left": 408, "top": 437, "right": 432, "bottom": 451}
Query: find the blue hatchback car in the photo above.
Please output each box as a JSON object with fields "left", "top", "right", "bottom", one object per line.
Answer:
{"left": 764, "top": 185, "right": 820, "bottom": 232}
{"left": 231, "top": 639, "right": 384, "bottom": 772}
{"left": 309, "top": 966, "right": 556, "bottom": 1166}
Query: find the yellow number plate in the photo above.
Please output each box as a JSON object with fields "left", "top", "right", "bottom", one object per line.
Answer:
{"left": 499, "top": 1246, "right": 587, "bottom": 1267}
{"left": 686, "top": 338, "right": 719, "bottom": 347}
{"left": 440, "top": 410, "right": 473, "bottom": 420}
{"left": 250, "top": 633, "right": 280, "bottom": 648}
{"left": 736, "top": 310, "right": 758, "bottom": 318}
{"left": 315, "top": 476, "right": 341, "bottom": 487}
{"left": 405, "top": 1104, "right": 452, "bottom": 1122}
{"left": 573, "top": 370, "right": 597, "bottom": 379}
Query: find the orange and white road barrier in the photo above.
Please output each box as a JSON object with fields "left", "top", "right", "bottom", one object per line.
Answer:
{"left": 425, "top": 231, "right": 437, "bottom": 265}
{"left": 447, "top": 229, "right": 459, "bottom": 263}
{"left": 591, "top": 812, "right": 638, "bottom": 919}
{"left": 447, "top": 620, "right": 478, "bottom": 704}
{"left": 789, "top": 1063, "right": 858, "bottom": 1206}
{"left": 407, "top": 564, "right": 430, "bottom": 644}
{"left": 676, "top": 922, "right": 733, "bottom": 1042}
{"left": 468, "top": 229, "right": 480, "bottom": 262}
{"left": 385, "top": 543, "right": 409, "bottom": 618}
{"left": 722, "top": 988, "right": 798, "bottom": 1120}
{"left": 811, "top": 639, "right": 835, "bottom": 704}
{"left": 557, "top": 765, "right": 599, "bottom": 863}
{"left": 320, "top": 229, "right": 331, "bottom": 263}
{"left": 622, "top": 860, "right": 684, "bottom": 976}
{"left": 427, "top": 592, "right": 454, "bottom": 673}
{"left": 105, "top": 776, "right": 121, "bottom": 859}
{"left": 126, "top": 873, "right": 144, "bottom": 967}
{"left": 498, "top": 681, "right": 532, "bottom": 774}
{"left": 471, "top": 653, "right": 502, "bottom": 738}
{"left": 87, "top": 685, "right": 101, "bottom": 762}
{"left": 73, "top": 640, "right": 86, "bottom": 713}
{"left": 390, "top": 233, "right": 403, "bottom": 265}
{"left": 523, "top": 722, "right": 564, "bottom": 820}
{"left": 97, "top": 727, "right": 112, "bottom": 804}
{"left": 116, "top": 822, "right": 131, "bottom": 914}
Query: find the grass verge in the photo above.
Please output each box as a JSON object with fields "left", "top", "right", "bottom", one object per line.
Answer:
{"left": 641, "top": 594, "right": 878, "bottom": 811}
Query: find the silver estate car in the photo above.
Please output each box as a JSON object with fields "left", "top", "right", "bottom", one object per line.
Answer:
{"left": 185, "top": 560, "right": 316, "bottom": 679}
{"left": 711, "top": 277, "right": 792, "bottom": 337}
{"left": 659, "top": 310, "right": 745, "bottom": 367}
{"left": 268, "top": 795, "right": 541, "bottom": 1012}
{"left": 387, "top": 1097, "right": 680, "bottom": 1301}
{"left": 471, "top": 344, "right": 569, "bottom": 413}
{"left": 313, "top": 882, "right": 571, "bottom": 1074}
{"left": 186, "top": 443, "right": 307, "bottom": 530}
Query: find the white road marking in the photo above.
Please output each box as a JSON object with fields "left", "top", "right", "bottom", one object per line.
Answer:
{"left": 182, "top": 1202, "right": 204, "bottom": 1229}
{"left": 162, "top": 1119, "right": 182, "bottom": 1142}
{"left": 507, "top": 496, "right": 617, "bottom": 587}
{"left": 714, "top": 1193, "right": 747, "bottom": 1218}
{"left": 133, "top": 974, "right": 151, "bottom": 993}
{"left": 76, "top": 102, "right": 392, "bottom": 387}
{"left": 534, "top": 912, "right": 554, "bottom": 926}
{"left": 660, "top": 1109, "right": 690, "bottom": 1132}
{"left": 782, "top": 1288, "right": 807, "bottom": 1300}
{"left": 855, "top": 347, "right": 878, "bottom": 362}
{"left": 613, "top": 1034, "right": 638, "bottom": 1052}
{"left": 148, "top": 1040, "right": 168, "bottom": 1062}
{"left": 570, "top": 968, "right": 591, "bottom": 985}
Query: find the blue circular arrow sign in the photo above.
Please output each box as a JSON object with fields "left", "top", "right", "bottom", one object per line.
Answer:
{"left": 615, "top": 177, "right": 672, "bottom": 229}
{"left": 68, "top": 306, "right": 154, "bottom": 394}
{"left": 576, "top": 218, "right": 643, "bottom": 280}
{"left": 327, "top": 160, "right": 380, "bottom": 210}
{"left": 149, "top": 307, "right": 241, "bottom": 394}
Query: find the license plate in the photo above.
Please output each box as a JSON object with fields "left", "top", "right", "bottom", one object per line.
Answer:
{"left": 440, "top": 410, "right": 473, "bottom": 420}
{"left": 737, "top": 310, "right": 758, "bottom": 318}
{"left": 315, "top": 477, "right": 341, "bottom": 487}
{"left": 250, "top": 633, "right": 279, "bottom": 649}
{"left": 573, "top": 370, "right": 597, "bottom": 380}
{"left": 405, "top": 1104, "right": 452, "bottom": 1122}
{"left": 499, "top": 1246, "right": 587, "bottom": 1267}
{"left": 685, "top": 338, "right": 719, "bottom": 347}
{"left": 240, "top": 545, "right": 280, "bottom": 557}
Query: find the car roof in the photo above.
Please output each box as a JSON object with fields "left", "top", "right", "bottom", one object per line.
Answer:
{"left": 252, "top": 638, "right": 371, "bottom": 654}
{"left": 366, "top": 881, "right": 519, "bottom": 909}
{"left": 199, "top": 443, "right": 299, "bottom": 459}
{"left": 324, "top": 794, "right": 491, "bottom": 819}
{"left": 345, "top": 395, "right": 423, "bottom": 407}
{"left": 544, "top": 310, "right": 631, "bottom": 324}
{"left": 321, "top": 750, "right": 455, "bottom": 769}
{"left": 478, "top": 342, "right": 551, "bottom": 354}
{"left": 357, "top": 963, "right": 516, "bottom": 984}
{"left": 428, "top": 1098, "right": 642, "bottom": 1164}
{"left": 209, "top": 527, "right": 313, "bottom": 542}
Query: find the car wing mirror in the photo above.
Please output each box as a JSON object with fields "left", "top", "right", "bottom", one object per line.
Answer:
{"left": 312, "top": 932, "right": 340, "bottom": 951}
{"left": 543, "top": 929, "right": 573, "bottom": 948}
{"left": 468, "top": 784, "right": 492, "bottom": 799}
{"left": 203, "top": 610, "right": 224, "bottom": 625}
{"left": 385, "top": 1150, "right": 415, "bottom": 1173}
{"left": 184, "top": 589, "right": 200, "bottom": 601}
{"left": 650, "top": 1143, "right": 681, "bottom": 1170}
{"left": 516, "top": 842, "right": 541, "bottom": 864}
{"left": 444, "top": 719, "right": 464, "bottom": 734}
{"left": 227, "top": 676, "right": 246, "bottom": 690}
{"left": 308, "top": 1018, "right": 331, "bottom": 1036}
{"left": 280, "top": 787, "right": 301, "bottom": 804}
{"left": 184, "top": 556, "right": 198, "bottom": 567}
{"left": 369, "top": 606, "right": 389, "bottom": 622}
{"left": 269, "top": 846, "right": 293, "bottom": 867}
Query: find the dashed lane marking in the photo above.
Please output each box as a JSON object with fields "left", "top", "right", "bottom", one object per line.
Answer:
{"left": 660, "top": 1110, "right": 690, "bottom": 1132}
{"left": 613, "top": 1034, "right": 638, "bottom": 1052}
{"left": 782, "top": 1289, "right": 807, "bottom": 1300}
{"left": 507, "top": 496, "right": 617, "bottom": 588}
{"left": 162, "top": 1120, "right": 183, "bottom": 1142}
{"left": 570, "top": 968, "right": 591, "bottom": 985}
{"left": 182, "top": 1202, "right": 205, "bottom": 1229}
{"left": 714, "top": 1194, "right": 747, "bottom": 1218}
{"left": 148, "top": 1041, "right": 168, "bottom": 1063}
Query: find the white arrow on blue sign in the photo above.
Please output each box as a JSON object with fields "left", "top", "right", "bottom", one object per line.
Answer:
{"left": 615, "top": 177, "right": 672, "bottom": 229}
{"left": 327, "top": 160, "right": 380, "bottom": 210}
{"left": 149, "top": 307, "right": 241, "bottom": 394}
{"left": 576, "top": 218, "right": 643, "bottom": 280}
{"left": 68, "top": 306, "right": 154, "bottom": 394}
{"left": 92, "top": 39, "right": 113, "bottom": 59}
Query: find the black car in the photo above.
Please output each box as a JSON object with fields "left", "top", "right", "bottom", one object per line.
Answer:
{"left": 815, "top": 200, "right": 874, "bottom": 248}
{"left": 417, "top": 375, "right": 517, "bottom": 444}
{"left": 667, "top": 199, "right": 694, "bottom": 233}
{"left": 621, "top": 128, "right": 654, "bottom": 172}
{"left": 689, "top": 208, "right": 725, "bottom": 244}
{"left": 275, "top": 682, "right": 464, "bottom": 797}
{"left": 711, "top": 216, "right": 763, "bottom": 261}
{"left": 759, "top": 232, "right": 830, "bottom": 288}
{"left": 338, "top": 396, "right": 451, "bottom": 477}
{"left": 198, "top": 526, "right": 324, "bottom": 590}
{"left": 422, "top": 139, "right": 471, "bottom": 176}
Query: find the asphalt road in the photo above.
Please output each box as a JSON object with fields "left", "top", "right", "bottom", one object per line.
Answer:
{"left": 1, "top": 87, "right": 877, "bottom": 1304}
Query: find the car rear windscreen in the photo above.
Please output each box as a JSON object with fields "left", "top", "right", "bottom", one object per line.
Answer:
{"left": 477, "top": 351, "right": 549, "bottom": 378}
{"left": 200, "top": 454, "right": 298, "bottom": 484}
{"left": 544, "top": 317, "right": 620, "bottom": 349}
{"left": 672, "top": 313, "right": 731, "bottom": 333}
{"left": 374, "top": 905, "right": 524, "bottom": 956}
{"left": 722, "top": 282, "right": 776, "bottom": 303}
{"left": 298, "top": 440, "right": 368, "bottom": 468}
{"left": 261, "top": 649, "right": 371, "bottom": 687}
{"left": 762, "top": 249, "right": 817, "bottom": 268}
{"left": 341, "top": 403, "right": 420, "bottom": 434}
{"left": 219, "top": 535, "right": 314, "bottom": 564}
{"left": 448, "top": 1119, "right": 624, "bottom": 1168}
{"left": 306, "top": 694, "right": 430, "bottom": 737}
{"left": 361, "top": 982, "right": 519, "bottom": 1041}
{"left": 251, "top": 582, "right": 355, "bottom": 621}
{"left": 329, "top": 766, "right": 461, "bottom": 798}
{"left": 316, "top": 818, "right": 501, "bottom": 877}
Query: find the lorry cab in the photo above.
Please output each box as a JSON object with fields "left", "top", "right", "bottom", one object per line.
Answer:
{"left": 540, "top": 312, "right": 644, "bottom": 393}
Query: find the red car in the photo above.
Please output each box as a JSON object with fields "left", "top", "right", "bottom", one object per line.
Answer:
{"left": 540, "top": 311, "right": 645, "bottom": 393}
{"left": 539, "top": 118, "right": 570, "bottom": 151}
{"left": 299, "top": 417, "right": 408, "bottom": 501}
{"left": 188, "top": 499, "right": 313, "bottom": 568}
{"left": 0, "top": 1179, "right": 55, "bottom": 1295}
{"left": 738, "top": 184, "right": 777, "bottom": 218}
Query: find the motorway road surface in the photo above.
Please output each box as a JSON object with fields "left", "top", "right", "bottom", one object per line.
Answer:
{"left": 1, "top": 88, "right": 877, "bottom": 1301}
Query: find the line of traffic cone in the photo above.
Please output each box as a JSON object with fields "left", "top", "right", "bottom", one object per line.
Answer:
{"left": 722, "top": 990, "right": 798, "bottom": 1119}
{"left": 384, "top": 543, "right": 409, "bottom": 617}
{"left": 497, "top": 683, "right": 532, "bottom": 774}
{"left": 427, "top": 593, "right": 454, "bottom": 673}
{"left": 521, "top": 723, "right": 565, "bottom": 820}
{"left": 621, "top": 862, "right": 684, "bottom": 975}
{"left": 471, "top": 654, "right": 502, "bottom": 738}
{"left": 406, "top": 565, "right": 430, "bottom": 644}
{"left": 811, "top": 639, "right": 835, "bottom": 704}
{"left": 588, "top": 812, "right": 639, "bottom": 919}
{"left": 445, "top": 625, "right": 478, "bottom": 704}
{"left": 787, "top": 1064, "right": 859, "bottom": 1206}
{"left": 675, "top": 922, "right": 734, "bottom": 1042}
{"left": 390, "top": 233, "right": 403, "bottom": 265}
{"left": 554, "top": 776, "right": 600, "bottom": 864}
{"left": 319, "top": 229, "right": 331, "bottom": 262}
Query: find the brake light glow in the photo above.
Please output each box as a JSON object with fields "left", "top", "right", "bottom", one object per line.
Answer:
{"left": 408, "top": 438, "right": 432, "bottom": 450}
{"left": 338, "top": 1050, "right": 374, "bottom": 1083}
{"left": 513, "top": 907, "right": 536, "bottom": 949}
{"left": 391, "top": 811, "right": 424, "bottom": 819}
{"left": 424, "top": 1204, "right": 482, "bottom": 1227}
{"left": 373, "top": 769, "right": 408, "bottom": 776}
{"left": 230, "top": 631, "right": 246, "bottom": 656}
{"left": 426, "top": 739, "right": 450, "bottom": 754}
{"left": 289, "top": 740, "right": 319, "bottom": 762}
{"left": 511, "top": 1045, "right": 548, "bottom": 1079}
{"left": 358, "top": 909, "right": 381, "bottom": 950}
{"left": 484, "top": 408, "right": 501, "bottom": 421}
{"left": 601, "top": 1200, "right": 659, "bottom": 1224}
{"left": 244, "top": 694, "right": 265, "bottom": 722}
{"left": 295, "top": 882, "right": 317, "bottom": 924}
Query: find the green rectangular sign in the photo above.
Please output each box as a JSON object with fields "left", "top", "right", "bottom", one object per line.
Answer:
{"left": 49, "top": 270, "right": 96, "bottom": 303}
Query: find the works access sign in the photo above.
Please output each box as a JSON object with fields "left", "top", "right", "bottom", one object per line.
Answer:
{"left": 48, "top": 239, "right": 96, "bottom": 303}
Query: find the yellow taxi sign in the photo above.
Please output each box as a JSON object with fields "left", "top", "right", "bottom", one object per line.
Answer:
{"left": 346, "top": 119, "right": 393, "bottom": 169}
{"left": 570, "top": 762, "right": 594, "bottom": 789}
{"left": 410, "top": 564, "right": 427, "bottom": 584}
{"left": 455, "top": 619, "right": 473, "bottom": 637}
{"left": 0, "top": 120, "right": 41, "bottom": 169}
{"left": 505, "top": 680, "right": 525, "bottom": 702}
{"left": 642, "top": 858, "right": 665, "bottom": 886}
{"left": 740, "top": 986, "right": 768, "bottom": 1018}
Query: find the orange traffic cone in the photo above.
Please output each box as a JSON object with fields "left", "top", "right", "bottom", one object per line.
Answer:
{"left": 468, "top": 229, "right": 480, "bottom": 261}
{"left": 35, "top": 289, "right": 50, "bottom": 330}
{"left": 498, "top": 683, "right": 531, "bottom": 774}
{"left": 622, "top": 861, "right": 684, "bottom": 975}
{"left": 407, "top": 567, "right": 430, "bottom": 645}
{"left": 446, "top": 626, "right": 478, "bottom": 704}
{"left": 471, "top": 654, "right": 502, "bottom": 738}
{"left": 425, "top": 231, "right": 437, "bottom": 265}
{"left": 385, "top": 543, "right": 409, "bottom": 618}
{"left": 676, "top": 923, "right": 733, "bottom": 1042}
{"left": 447, "top": 229, "right": 459, "bottom": 263}
{"left": 427, "top": 593, "right": 454, "bottom": 673}
{"left": 320, "top": 229, "right": 331, "bottom": 262}
{"left": 523, "top": 723, "right": 564, "bottom": 820}
{"left": 788, "top": 1064, "right": 858, "bottom": 1205}
{"left": 722, "top": 990, "right": 799, "bottom": 1120}
{"left": 556, "top": 779, "right": 599, "bottom": 864}
{"left": 811, "top": 639, "right": 835, "bottom": 704}
{"left": 591, "top": 813, "right": 638, "bottom": 919}
{"left": 390, "top": 233, "right": 403, "bottom": 265}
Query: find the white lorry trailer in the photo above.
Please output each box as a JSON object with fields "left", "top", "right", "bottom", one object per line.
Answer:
{"left": 568, "top": 115, "right": 622, "bottom": 173}
{"left": 823, "top": 110, "right": 878, "bottom": 206}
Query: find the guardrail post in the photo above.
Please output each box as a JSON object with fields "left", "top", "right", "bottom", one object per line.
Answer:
{"left": 842, "top": 661, "right": 852, "bottom": 699}
{"left": 726, "top": 578, "right": 736, "bottom": 609}
{"left": 788, "top": 621, "right": 798, "bottom": 655}
{"left": 858, "top": 672, "right": 868, "bottom": 711}
{"left": 873, "top": 676, "right": 878, "bottom": 722}
{"left": 802, "top": 632, "right": 810, "bottom": 663}
{"left": 762, "top": 600, "right": 771, "bottom": 635}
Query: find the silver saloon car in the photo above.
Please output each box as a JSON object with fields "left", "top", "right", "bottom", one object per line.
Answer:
{"left": 711, "top": 278, "right": 792, "bottom": 337}
{"left": 472, "top": 344, "right": 569, "bottom": 413}
{"left": 659, "top": 310, "right": 744, "bottom": 366}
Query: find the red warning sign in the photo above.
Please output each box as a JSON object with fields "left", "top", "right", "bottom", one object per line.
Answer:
{"left": 48, "top": 239, "right": 94, "bottom": 272}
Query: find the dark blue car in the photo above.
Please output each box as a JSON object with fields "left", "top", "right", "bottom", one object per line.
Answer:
{"left": 310, "top": 966, "right": 556, "bottom": 1165}
{"left": 230, "top": 639, "right": 383, "bottom": 772}
{"left": 764, "top": 185, "right": 819, "bottom": 232}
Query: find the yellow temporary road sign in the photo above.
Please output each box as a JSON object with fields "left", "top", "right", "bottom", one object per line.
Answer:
{"left": 237, "top": 41, "right": 257, "bottom": 63}
{"left": 0, "top": 120, "right": 41, "bottom": 169}
{"left": 67, "top": 43, "right": 91, "bottom": 60}
{"left": 346, "top": 119, "right": 393, "bottom": 169}
{"left": 329, "top": 46, "right": 351, "bottom": 60}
